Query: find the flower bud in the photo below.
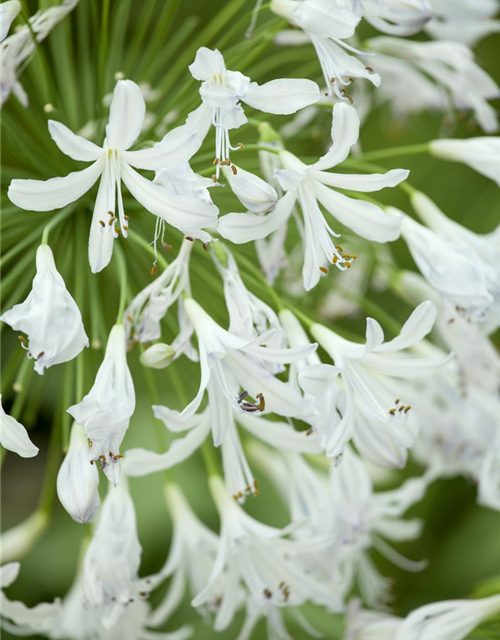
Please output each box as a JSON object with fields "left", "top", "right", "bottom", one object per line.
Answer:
{"left": 57, "top": 422, "right": 100, "bottom": 524}
{"left": 222, "top": 165, "right": 278, "bottom": 213}
{"left": 139, "top": 343, "right": 176, "bottom": 369}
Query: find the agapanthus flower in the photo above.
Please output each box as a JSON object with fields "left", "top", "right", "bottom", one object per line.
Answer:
{"left": 0, "top": 1, "right": 20, "bottom": 42}
{"left": 425, "top": 0, "right": 500, "bottom": 46}
{"left": 183, "top": 46, "right": 320, "bottom": 176}
{"left": 299, "top": 301, "right": 450, "bottom": 467}
{"left": 222, "top": 163, "right": 278, "bottom": 214}
{"left": 0, "top": 395, "right": 38, "bottom": 458}
{"left": 8, "top": 80, "right": 218, "bottom": 272}
{"left": 360, "top": 0, "right": 431, "bottom": 36}
{"left": 68, "top": 324, "right": 135, "bottom": 484}
{"left": 429, "top": 137, "right": 500, "bottom": 187}
{"left": 1, "top": 244, "right": 88, "bottom": 374}
{"left": 367, "top": 36, "right": 500, "bottom": 132}
{"left": 1, "top": 0, "right": 78, "bottom": 107}
{"left": 219, "top": 103, "right": 407, "bottom": 290}
{"left": 56, "top": 422, "right": 100, "bottom": 524}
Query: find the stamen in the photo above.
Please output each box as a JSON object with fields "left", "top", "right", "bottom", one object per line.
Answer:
{"left": 231, "top": 165, "right": 238, "bottom": 175}
{"left": 319, "top": 266, "right": 329, "bottom": 274}
{"left": 99, "top": 220, "right": 105, "bottom": 227}
{"left": 151, "top": 265, "right": 157, "bottom": 276}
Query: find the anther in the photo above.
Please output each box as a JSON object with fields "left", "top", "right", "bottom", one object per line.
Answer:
{"left": 389, "top": 409, "right": 396, "bottom": 415}
{"left": 365, "top": 66, "right": 374, "bottom": 72}
{"left": 237, "top": 142, "right": 245, "bottom": 150}
{"left": 319, "top": 266, "right": 329, "bottom": 274}
{"left": 395, "top": 398, "right": 400, "bottom": 405}
{"left": 202, "top": 243, "right": 208, "bottom": 253}
{"left": 18, "top": 335, "right": 27, "bottom": 347}
{"left": 185, "top": 236, "right": 194, "bottom": 242}
{"left": 335, "top": 245, "right": 344, "bottom": 252}
{"left": 329, "top": 77, "right": 335, "bottom": 83}
{"left": 263, "top": 589, "right": 272, "bottom": 599}
{"left": 108, "top": 217, "right": 115, "bottom": 225}
{"left": 213, "top": 158, "right": 220, "bottom": 166}
{"left": 115, "top": 226, "right": 120, "bottom": 234}
{"left": 404, "top": 405, "right": 411, "bottom": 413}
{"left": 162, "top": 243, "right": 172, "bottom": 251}
{"left": 123, "top": 225, "right": 128, "bottom": 231}
{"left": 99, "top": 220, "right": 105, "bottom": 227}
{"left": 108, "top": 211, "right": 114, "bottom": 216}
{"left": 332, "top": 255, "right": 338, "bottom": 264}
{"left": 124, "top": 215, "right": 129, "bottom": 220}
{"left": 37, "top": 351, "right": 44, "bottom": 359}
{"left": 256, "top": 392, "right": 265, "bottom": 411}
{"left": 345, "top": 262, "right": 351, "bottom": 268}
{"left": 231, "top": 165, "right": 238, "bottom": 175}
{"left": 212, "top": 174, "right": 217, "bottom": 183}
{"left": 151, "top": 265, "right": 157, "bottom": 276}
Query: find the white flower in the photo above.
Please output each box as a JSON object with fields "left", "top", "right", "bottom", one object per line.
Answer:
{"left": 192, "top": 475, "right": 334, "bottom": 631}
{"left": 361, "top": 0, "right": 431, "bottom": 36}
{"left": 56, "top": 422, "right": 100, "bottom": 524}
{"left": 0, "top": 562, "right": 60, "bottom": 635}
{"left": 0, "top": 395, "right": 38, "bottom": 458}
{"left": 425, "top": 0, "right": 500, "bottom": 46}
{"left": 429, "top": 137, "right": 500, "bottom": 187}
{"left": 367, "top": 37, "right": 500, "bottom": 133}
{"left": 1, "top": 245, "right": 88, "bottom": 374}
{"left": 139, "top": 343, "right": 176, "bottom": 369}
{"left": 299, "top": 302, "right": 450, "bottom": 467}
{"left": 180, "top": 297, "right": 316, "bottom": 443}
{"left": 0, "top": 1, "right": 21, "bottom": 42}
{"left": 1, "top": 0, "right": 78, "bottom": 107}
{"left": 68, "top": 324, "right": 135, "bottom": 484}
{"left": 407, "top": 190, "right": 500, "bottom": 329}
{"left": 0, "top": 511, "right": 48, "bottom": 563}
{"left": 271, "top": 0, "right": 380, "bottom": 99}
{"left": 8, "top": 80, "right": 218, "bottom": 272}
{"left": 219, "top": 103, "right": 407, "bottom": 291}
{"left": 184, "top": 47, "right": 320, "bottom": 176}
{"left": 222, "top": 164, "right": 278, "bottom": 213}
{"left": 124, "top": 237, "right": 193, "bottom": 345}
{"left": 82, "top": 480, "right": 148, "bottom": 628}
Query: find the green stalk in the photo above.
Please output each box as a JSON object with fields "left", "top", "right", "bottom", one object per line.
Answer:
{"left": 358, "top": 143, "right": 431, "bottom": 163}
{"left": 114, "top": 243, "right": 129, "bottom": 324}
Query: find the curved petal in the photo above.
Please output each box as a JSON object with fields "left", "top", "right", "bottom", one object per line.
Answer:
{"left": 244, "top": 78, "right": 320, "bottom": 115}
{"left": 0, "top": 1, "right": 21, "bottom": 42}
{"left": 88, "top": 165, "right": 115, "bottom": 274}
{"left": 0, "top": 400, "right": 38, "bottom": 458}
{"left": 8, "top": 158, "right": 103, "bottom": 211}
{"left": 120, "top": 162, "right": 218, "bottom": 232}
{"left": 48, "top": 120, "right": 102, "bottom": 162}
{"left": 237, "top": 412, "right": 322, "bottom": 453}
{"left": 312, "top": 103, "right": 360, "bottom": 171}
{"left": 298, "top": 363, "right": 340, "bottom": 396}
{"left": 218, "top": 190, "right": 296, "bottom": 244}
{"left": 312, "top": 168, "right": 409, "bottom": 192}
{"left": 313, "top": 181, "right": 403, "bottom": 242}
{"left": 189, "top": 47, "right": 226, "bottom": 81}
{"left": 365, "top": 318, "right": 385, "bottom": 352}
{"left": 106, "top": 80, "right": 145, "bottom": 151}
{"left": 122, "top": 128, "right": 201, "bottom": 170}
{"left": 375, "top": 301, "right": 437, "bottom": 353}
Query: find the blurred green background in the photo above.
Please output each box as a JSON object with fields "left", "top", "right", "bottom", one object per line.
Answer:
{"left": 1, "top": 0, "right": 500, "bottom": 638}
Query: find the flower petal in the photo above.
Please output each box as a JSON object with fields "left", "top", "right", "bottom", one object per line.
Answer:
{"left": 120, "top": 162, "right": 218, "bottom": 232}
{"left": 313, "top": 181, "right": 403, "bottom": 242}
{"left": 298, "top": 363, "right": 340, "bottom": 396}
{"left": 48, "top": 120, "right": 102, "bottom": 162}
{"left": 106, "top": 80, "right": 146, "bottom": 151}
{"left": 294, "top": 0, "right": 360, "bottom": 39}
{"left": 8, "top": 158, "right": 103, "bottom": 212}
{"left": 237, "top": 412, "right": 322, "bottom": 453}
{"left": 218, "top": 190, "right": 296, "bottom": 244}
{"left": 0, "top": 1, "right": 21, "bottom": 42}
{"left": 189, "top": 47, "right": 226, "bottom": 81}
{"left": 312, "top": 168, "right": 409, "bottom": 192}
{"left": 312, "top": 103, "right": 360, "bottom": 171}
{"left": 122, "top": 127, "right": 201, "bottom": 171}
{"left": 244, "top": 78, "right": 320, "bottom": 114}
{"left": 0, "top": 397, "right": 38, "bottom": 458}
{"left": 88, "top": 166, "right": 115, "bottom": 274}
{"left": 375, "top": 301, "right": 437, "bottom": 353}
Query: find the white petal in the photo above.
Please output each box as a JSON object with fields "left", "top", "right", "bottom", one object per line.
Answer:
{"left": 312, "top": 103, "right": 360, "bottom": 171}
{"left": 218, "top": 190, "right": 296, "bottom": 244}
{"left": 237, "top": 412, "right": 322, "bottom": 453}
{"left": 122, "top": 127, "right": 201, "bottom": 170}
{"left": 244, "top": 78, "right": 320, "bottom": 114}
{"left": 312, "top": 168, "right": 409, "bottom": 192}
{"left": 0, "top": 1, "right": 21, "bottom": 42}
{"left": 0, "top": 397, "right": 38, "bottom": 458}
{"left": 189, "top": 47, "right": 226, "bottom": 81}
{"left": 365, "top": 318, "right": 385, "bottom": 352}
{"left": 106, "top": 80, "right": 146, "bottom": 151}
{"left": 152, "top": 405, "right": 202, "bottom": 432}
{"left": 123, "top": 420, "right": 210, "bottom": 476}
{"left": 88, "top": 166, "right": 115, "bottom": 274}
{"left": 222, "top": 165, "right": 278, "bottom": 214}
{"left": 120, "top": 162, "right": 218, "bottom": 232}
{"left": 362, "top": 352, "right": 454, "bottom": 378}
{"left": 48, "top": 120, "right": 102, "bottom": 162}
{"left": 294, "top": 0, "right": 360, "bottom": 39}
{"left": 8, "top": 158, "right": 104, "bottom": 212}
{"left": 375, "top": 301, "right": 436, "bottom": 353}
{"left": 313, "top": 181, "right": 403, "bottom": 242}
{"left": 298, "top": 363, "right": 340, "bottom": 396}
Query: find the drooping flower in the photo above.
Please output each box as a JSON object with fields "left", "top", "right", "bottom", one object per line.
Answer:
{"left": 1, "top": 245, "right": 88, "bottom": 374}
{"left": 271, "top": 0, "right": 380, "bottom": 99}
{"left": 425, "top": 0, "right": 500, "bottom": 46}
{"left": 367, "top": 37, "right": 500, "bottom": 132}
{"left": 1, "top": 0, "right": 78, "bottom": 107}
{"left": 219, "top": 103, "right": 407, "bottom": 290}
{"left": 68, "top": 324, "right": 135, "bottom": 484}
{"left": 8, "top": 80, "right": 218, "bottom": 272}
{"left": 429, "top": 137, "right": 500, "bottom": 187}
{"left": 299, "top": 301, "right": 450, "bottom": 467}
{"left": 361, "top": 0, "right": 431, "bottom": 36}
{"left": 56, "top": 422, "right": 100, "bottom": 524}
{"left": 183, "top": 47, "right": 320, "bottom": 176}
{"left": 0, "top": 395, "right": 38, "bottom": 458}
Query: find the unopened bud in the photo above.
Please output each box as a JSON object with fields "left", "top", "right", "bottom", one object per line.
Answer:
{"left": 139, "top": 343, "right": 175, "bottom": 369}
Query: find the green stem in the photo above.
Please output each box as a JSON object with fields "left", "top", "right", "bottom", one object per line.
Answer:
{"left": 239, "top": 143, "right": 281, "bottom": 155}
{"left": 114, "top": 243, "right": 129, "bottom": 323}
{"left": 358, "top": 143, "right": 431, "bottom": 163}
{"left": 38, "top": 402, "right": 63, "bottom": 515}
{"left": 41, "top": 205, "right": 76, "bottom": 245}
{"left": 201, "top": 441, "right": 220, "bottom": 477}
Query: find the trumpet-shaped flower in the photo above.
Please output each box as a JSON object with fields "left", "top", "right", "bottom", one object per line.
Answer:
{"left": 361, "top": 0, "right": 431, "bottom": 36}
{"left": 219, "top": 103, "right": 407, "bottom": 290}
{"left": 299, "top": 301, "right": 450, "bottom": 467}
{"left": 271, "top": 0, "right": 380, "bottom": 99}
{"left": 367, "top": 37, "right": 500, "bottom": 133}
{"left": 0, "top": 395, "right": 38, "bottom": 458}
{"left": 1, "top": 245, "right": 88, "bottom": 374}
{"left": 429, "top": 137, "right": 500, "bottom": 187}
{"left": 68, "top": 324, "right": 135, "bottom": 484}
{"left": 184, "top": 47, "right": 320, "bottom": 176}
{"left": 425, "top": 0, "right": 500, "bottom": 46}
{"left": 8, "top": 80, "right": 218, "bottom": 272}
{"left": 222, "top": 164, "right": 278, "bottom": 214}
{"left": 56, "top": 422, "right": 100, "bottom": 524}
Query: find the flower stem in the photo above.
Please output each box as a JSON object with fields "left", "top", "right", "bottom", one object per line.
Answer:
{"left": 114, "top": 243, "right": 129, "bottom": 324}
{"left": 41, "top": 204, "right": 76, "bottom": 245}
{"left": 357, "top": 143, "right": 431, "bottom": 163}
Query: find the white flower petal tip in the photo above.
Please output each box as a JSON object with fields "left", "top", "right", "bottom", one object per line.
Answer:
{"left": 244, "top": 78, "right": 320, "bottom": 114}
{"left": 222, "top": 165, "right": 278, "bottom": 213}
{"left": 0, "top": 245, "right": 88, "bottom": 375}
{"left": 0, "top": 396, "right": 38, "bottom": 458}
{"left": 430, "top": 137, "right": 500, "bottom": 187}
{"left": 57, "top": 423, "right": 100, "bottom": 524}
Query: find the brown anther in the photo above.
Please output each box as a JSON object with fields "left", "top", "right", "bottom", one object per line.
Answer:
{"left": 202, "top": 243, "right": 208, "bottom": 253}
{"left": 342, "top": 254, "right": 351, "bottom": 259}
{"left": 329, "top": 77, "right": 335, "bottom": 83}
{"left": 345, "top": 262, "right": 352, "bottom": 268}
{"left": 124, "top": 215, "right": 129, "bottom": 220}
{"left": 335, "top": 245, "right": 344, "bottom": 252}
{"left": 389, "top": 409, "right": 396, "bottom": 416}
{"left": 99, "top": 220, "right": 105, "bottom": 227}
{"left": 123, "top": 225, "right": 128, "bottom": 231}
{"left": 237, "top": 142, "right": 245, "bottom": 150}
{"left": 151, "top": 265, "right": 157, "bottom": 276}
{"left": 37, "top": 351, "right": 44, "bottom": 359}
{"left": 162, "top": 243, "right": 172, "bottom": 251}
{"left": 115, "top": 226, "right": 120, "bottom": 234}
{"left": 212, "top": 174, "right": 217, "bottom": 183}
{"left": 349, "top": 77, "right": 355, "bottom": 83}
{"left": 185, "top": 236, "right": 194, "bottom": 242}
{"left": 220, "top": 159, "right": 231, "bottom": 166}
{"left": 263, "top": 589, "right": 272, "bottom": 599}
{"left": 18, "top": 335, "right": 27, "bottom": 347}
{"left": 333, "top": 255, "right": 338, "bottom": 264}
{"left": 126, "top": 315, "right": 133, "bottom": 323}
{"left": 365, "top": 66, "right": 374, "bottom": 72}
{"left": 90, "top": 460, "right": 94, "bottom": 465}
{"left": 253, "top": 479, "right": 259, "bottom": 489}
{"left": 254, "top": 489, "right": 260, "bottom": 496}
{"left": 398, "top": 406, "right": 405, "bottom": 412}
{"left": 256, "top": 392, "right": 265, "bottom": 412}
{"left": 395, "top": 398, "right": 400, "bottom": 405}
{"left": 306, "top": 428, "right": 313, "bottom": 436}
{"left": 231, "top": 165, "right": 238, "bottom": 175}
{"left": 108, "top": 210, "right": 114, "bottom": 216}
{"left": 139, "top": 592, "right": 147, "bottom": 597}
{"left": 404, "top": 405, "right": 412, "bottom": 413}
{"left": 351, "top": 254, "right": 357, "bottom": 259}
{"left": 245, "top": 485, "right": 251, "bottom": 493}
{"left": 345, "top": 93, "right": 354, "bottom": 104}
{"left": 213, "top": 158, "right": 220, "bottom": 166}
{"left": 108, "top": 217, "right": 116, "bottom": 225}
{"left": 319, "top": 266, "right": 329, "bottom": 274}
